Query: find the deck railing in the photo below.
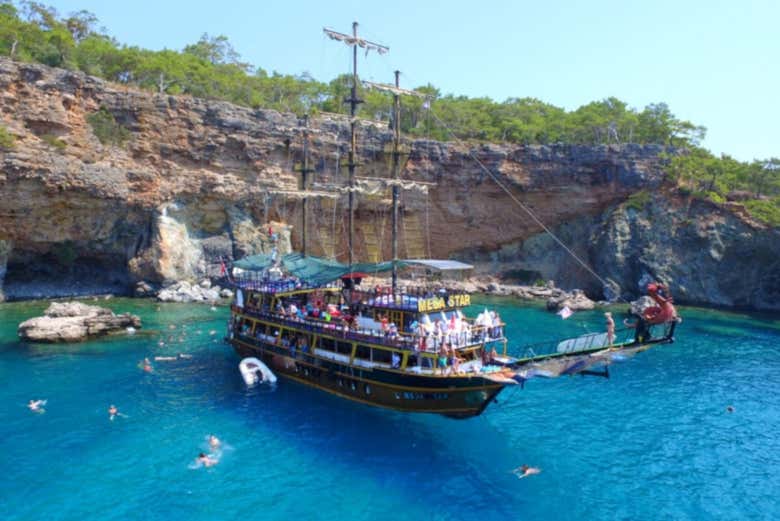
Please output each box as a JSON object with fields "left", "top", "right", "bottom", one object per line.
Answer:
{"left": 233, "top": 304, "right": 505, "bottom": 353}
{"left": 513, "top": 321, "right": 676, "bottom": 361}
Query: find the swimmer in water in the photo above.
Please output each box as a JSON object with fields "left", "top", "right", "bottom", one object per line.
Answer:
{"left": 208, "top": 435, "right": 221, "bottom": 449}
{"left": 28, "top": 399, "right": 46, "bottom": 413}
{"left": 512, "top": 465, "right": 541, "bottom": 479}
{"left": 108, "top": 404, "right": 118, "bottom": 420}
{"left": 196, "top": 452, "right": 218, "bottom": 467}
{"left": 138, "top": 358, "right": 153, "bottom": 372}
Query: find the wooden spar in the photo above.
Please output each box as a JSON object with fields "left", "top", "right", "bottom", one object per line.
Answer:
{"left": 391, "top": 70, "right": 400, "bottom": 293}
{"left": 361, "top": 80, "right": 430, "bottom": 99}
{"left": 323, "top": 22, "right": 388, "bottom": 271}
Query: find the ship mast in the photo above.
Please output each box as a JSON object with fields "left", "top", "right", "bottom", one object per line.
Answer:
{"left": 391, "top": 70, "right": 401, "bottom": 292}
{"left": 362, "top": 76, "right": 429, "bottom": 293}
{"left": 323, "top": 22, "right": 389, "bottom": 271}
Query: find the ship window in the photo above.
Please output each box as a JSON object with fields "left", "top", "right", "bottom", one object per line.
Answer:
{"left": 355, "top": 345, "right": 370, "bottom": 360}
{"left": 371, "top": 348, "right": 392, "bottom": 365}
{"left": 336, "top": 342, "right": 353, "bottom": 355}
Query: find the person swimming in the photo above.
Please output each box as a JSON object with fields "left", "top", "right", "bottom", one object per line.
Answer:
{"left": 208, "top": 435, "right": 221, "bottom": 449}
{"left": 196, "top": 452, "right": 218, "bottom": 467}
{"left": 138, "top": 358, "right": 153, "bottom": 372}
{"left": 28, "top": 399, "right": 46, "bottom": 413}
{"left": 108, "top": 404, "right": 118, "bottom": 420}
{"left": 512, "top": 464, "right": 541, "bottom": 479}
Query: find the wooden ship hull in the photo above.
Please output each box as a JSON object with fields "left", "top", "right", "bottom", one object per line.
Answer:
{"left": 231, "top": 336, "right": 504, "bottom": 418}
{"left": 228, "top": 303, "right": 507, "bottom": 418}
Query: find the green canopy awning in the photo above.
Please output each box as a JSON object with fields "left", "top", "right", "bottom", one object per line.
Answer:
{"left": 232, "top": 253, "right": 401, "bottom": 286}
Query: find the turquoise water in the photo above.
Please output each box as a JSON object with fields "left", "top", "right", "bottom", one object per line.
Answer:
{"left": 2, "top": 297, "right": 779, "bottom": 521}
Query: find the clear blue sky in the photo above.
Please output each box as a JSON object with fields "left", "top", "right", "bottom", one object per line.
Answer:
{"left": 42, "top": 0, "right": 780, "bottom": 161}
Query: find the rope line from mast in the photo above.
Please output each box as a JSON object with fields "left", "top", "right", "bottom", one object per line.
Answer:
{"left": 425, "top": 107, "right": 622, "bottom": 300}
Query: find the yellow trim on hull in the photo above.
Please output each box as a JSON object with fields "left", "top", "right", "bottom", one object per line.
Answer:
{"left": 233, "top": 338, "right": 503, "bottom": 394}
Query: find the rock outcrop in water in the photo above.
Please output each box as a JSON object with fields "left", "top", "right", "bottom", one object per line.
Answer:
{"left": 17, "top": 301, "right": 141, "bottom": 342}
{"left": 0, "top": 57, "right": 777, "bottom": 310}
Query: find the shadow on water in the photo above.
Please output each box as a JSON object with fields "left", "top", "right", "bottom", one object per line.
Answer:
{"left": 171, "top": 346, "right": 529, "bottom": 517}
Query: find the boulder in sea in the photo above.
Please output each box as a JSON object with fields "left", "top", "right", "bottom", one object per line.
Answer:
{"left": 18, "top": 302, "right": 142, "bottom": 343}
{"left": 630, "top": 296, "right": 656, "bottom": 316}
{"left": 134, "top": 280, "right": 156, "bottom": 297}
{"left": 546, "top": 289, "right": 596, "bottom": 312}
{"left": 157, "top": 280, "right": 225, "bottom": 303}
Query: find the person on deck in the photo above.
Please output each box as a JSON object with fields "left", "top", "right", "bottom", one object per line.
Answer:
{"left": 481, "top": 347, "right": 492, "bottom": 366}
{"left": 448, "top": 343, "right": 462, "bottom": 374}
{"left": 623, "top": 314, "right": 650, "bottom": 343}
{"left": 605, "top": 312, "right": 615, "bottom": 346}
{"left": 380, "top": 314, "right": 389, "bottom": 337}
{"left": 437, "top": 344, "right": 449, "bottom": 375}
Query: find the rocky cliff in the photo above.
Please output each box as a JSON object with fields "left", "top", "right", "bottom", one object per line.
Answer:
{"left": 0, "top": 58, "right": 777, "bottom": 310}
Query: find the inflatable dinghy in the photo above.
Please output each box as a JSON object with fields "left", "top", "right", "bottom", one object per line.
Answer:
{"left": 239, "top": 357, "right": 277, "bottom": 386}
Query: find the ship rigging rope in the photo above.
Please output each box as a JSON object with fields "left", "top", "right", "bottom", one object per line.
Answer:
{"left": 425, "top": 107, "right": 622, "bottom": 300}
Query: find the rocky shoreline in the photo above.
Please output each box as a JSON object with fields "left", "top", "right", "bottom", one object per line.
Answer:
{"left": 363, "top": 275, "right": 601, "bottom": 312}
{"left": 1, "top": 274, "right": 601, "bottom": 311}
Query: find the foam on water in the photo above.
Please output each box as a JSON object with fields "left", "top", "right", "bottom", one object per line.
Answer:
{"left": 1, "top": 298, "right": 779, "bottom": 520}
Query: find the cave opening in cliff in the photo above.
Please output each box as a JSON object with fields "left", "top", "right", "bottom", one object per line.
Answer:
{"left": 3, "top": 248, "right": 132, "bottom": 300}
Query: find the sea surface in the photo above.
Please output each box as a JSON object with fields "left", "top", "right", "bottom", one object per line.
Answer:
{"left": 1, "top": 297, "right": 779, "bottom": 521}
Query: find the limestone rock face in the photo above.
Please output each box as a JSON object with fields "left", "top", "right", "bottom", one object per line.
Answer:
{"left": 17, "top": 301, "right": 141, "bottom": 342}
{"left": 0, "top": 240, "right": 10, "bottom": 301}
{"left": 0, "top": 58, "right": 776, "bottom": 310}
{"left": 465, "top": 193, "right": 780, "bottom": 310}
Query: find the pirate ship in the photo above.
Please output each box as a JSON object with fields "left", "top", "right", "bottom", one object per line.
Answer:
{"left": 224, "top": 23, "right": 679, "bottom": 418}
